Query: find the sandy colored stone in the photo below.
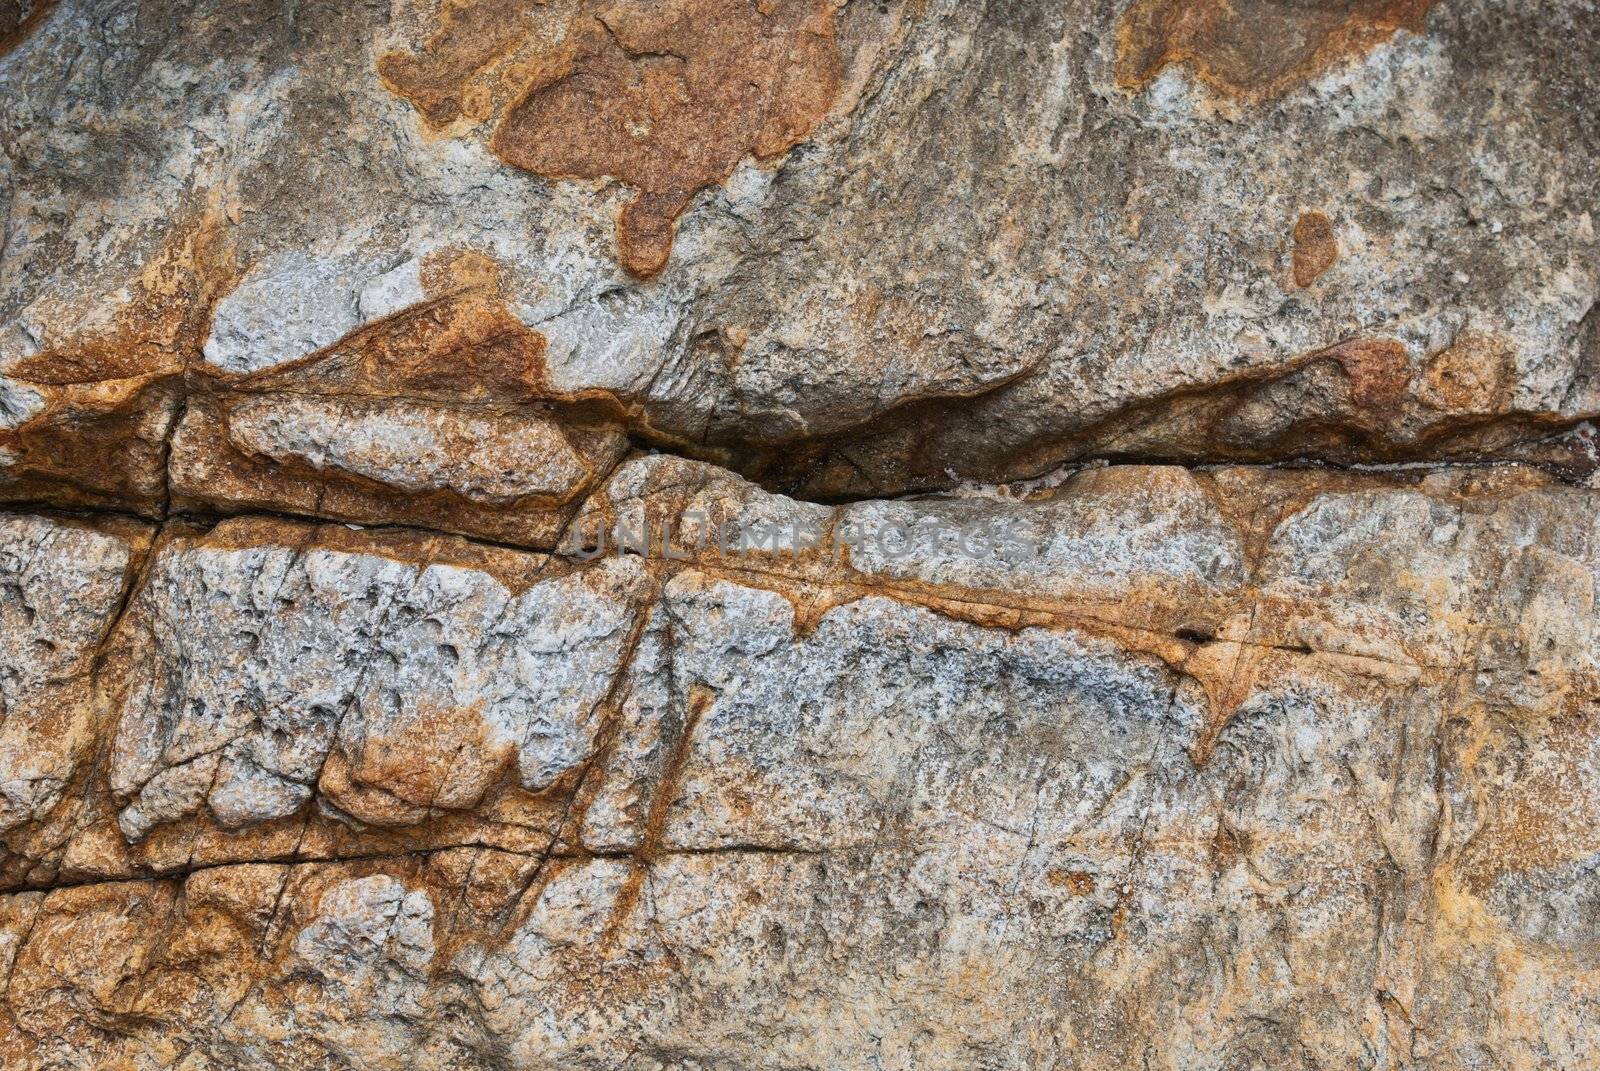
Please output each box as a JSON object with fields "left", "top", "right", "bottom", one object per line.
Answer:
{"left": 0, "top": 459, "right": 1596, "bottom": 1065}
{"left": 2, "top": 0, "right": 1600, "bottom": 1066}
{"left": 1292, "top": 209, "right": 1340, "bottom": 287}
{"left": 1114, "top": 0, "right": 1437, "bottom": 100}
{"left": 4, "top": 0, "right": 1597, "bottom": 514}
{"left": 0, "top": 513, "right": 150, "bottom": 842}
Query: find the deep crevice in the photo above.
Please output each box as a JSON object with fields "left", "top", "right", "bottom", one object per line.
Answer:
{"left": 11, "top": 356, "right": 1596, "bottom": 539}
{"left": 1, "top": 842, "right": 827, "bottom": 899}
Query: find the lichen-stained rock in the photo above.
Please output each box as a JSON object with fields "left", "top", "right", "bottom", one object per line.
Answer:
{"left": 0, "top": 217, "right": 233, "bottom": 512}
{"left": 5, "top": 0, "right": 1600, "bottom": 1062}
{"left": 0, "top": 513, "right": 150, "bottom": 838}
{"left": 103, "top": 517, "right": 650, "bottom": 843}
{"left": 1, "top": 461, "right": 1598, "bottom": 1066}
{"left": 168, "top": 245, "right": 632, "bottom": 545}
{"left": 6, "top": 0, "right": 1599, "bottom": 513}
{"left": 0, "top": 515, "right": 659, "bottom": 892}
{"left": 170, "top": 392, "right": 629, "bottom": 546}
{"left": 1114, "top": 0, "right": 1438, "bottom": 101}
{"left": 539, "top": 589, "right": 1442, "bottom": 1069}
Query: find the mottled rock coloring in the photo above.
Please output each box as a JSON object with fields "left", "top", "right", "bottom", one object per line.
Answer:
{"left": 2, "top": 0, "right": 1599, "bottom": 1066}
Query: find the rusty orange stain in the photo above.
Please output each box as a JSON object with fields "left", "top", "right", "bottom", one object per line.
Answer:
{"left": 1292, "top": 210, "right": 1339, "bottom": 287}
{"left": 1115, "top": 0, "right": 1438, "bottom": 101}
{"left": 381, "top": 0, "right": 843, "bottom": 277}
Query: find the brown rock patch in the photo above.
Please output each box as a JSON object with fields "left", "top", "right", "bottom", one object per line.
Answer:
{"left": 1324, "top": 336, "right": 1412, "bottom": 409}
{"left": 0, "top": 213, "right": 240, "bottom": 513}
{"left": 1459, "top": 708, "right": 1600, "bottom": 892}
{"left": 1292, "top": 210, "right": 1339, "bottom": 287}
{"left": 492, "top": 0, "right": 842, "bottom": 276}
{"left": 320, "top": 705, "right": 516, "bottom": 827}
{"left": 378, "top": 0, "right": 546, "bottom": 127}
{"left": 1115, "top": 0, "right": 1438, "bottom": 101}
{"left": 1420, "top": 331, "right": 1517, "bottom": 415}
{"left": 0, "top": 0, "right": 56, "bottom": 58}
{"left": 382, "top": 0, "right": 843, "bottom": 277}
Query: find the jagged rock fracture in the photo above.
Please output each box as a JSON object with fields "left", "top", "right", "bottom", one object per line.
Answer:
{"left": 0, "top": 0, "right": 1598, "bottom": 1068}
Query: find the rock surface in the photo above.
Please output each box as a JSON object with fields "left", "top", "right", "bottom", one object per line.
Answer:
{"left": 3, "top": 0, "right": 1599, "bottom": 514}
{"left": 1, "top": 0, "right": 1599, "bottom": 1067}
{"left": 2, "top": 460, "right": 1600, "bottom": 1068}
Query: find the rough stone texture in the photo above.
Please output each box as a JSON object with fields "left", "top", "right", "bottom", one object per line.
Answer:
{"left": 0, "top": 513, "right": 150, "bottom": 839}
{"left": 1114, "top": 0, "right": 1438, "bottom": 101}
{"left": 3, "top": 0, "right": 1598, "bottom": 514}
{"left": 0, "top": 460, "right": 1597, "bottom": 1067}
{"left": 3, "top": 0, "right": 1600, "bottom": 1066}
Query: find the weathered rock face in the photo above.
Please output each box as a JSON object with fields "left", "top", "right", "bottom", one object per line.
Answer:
{"left": 2, "top": 461, "right": 1599, "bottom": 1068}
{"left": 4, "top": 0, "right": 1599, "bottom": 513}
{"left": 1, "top": 0, "right": 1599, "bottom": 1067}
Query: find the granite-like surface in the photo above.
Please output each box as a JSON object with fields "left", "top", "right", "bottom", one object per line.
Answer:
{"left": 2, "top": 0, "right": 1597, "bottom": 517}
{"left": 1, "top": 0, "right": 1598, "bottom": 1067}
{"left": 1, "top": 461, "right": 1599, "bottom": 1067}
